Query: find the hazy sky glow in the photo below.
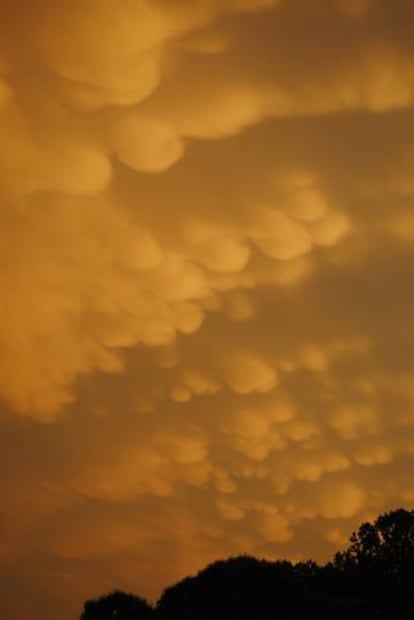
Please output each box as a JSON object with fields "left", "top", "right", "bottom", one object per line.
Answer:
{"left": 1, "top": 1, "right": 414, "bottom": 618}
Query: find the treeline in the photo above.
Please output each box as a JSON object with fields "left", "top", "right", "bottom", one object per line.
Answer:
{"left": 79, "top": 508, "right": 414, "bottom": 619}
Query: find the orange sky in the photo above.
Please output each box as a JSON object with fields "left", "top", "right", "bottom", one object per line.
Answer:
{"left": 1, "top": 1, "right": 414, "bottom": 618}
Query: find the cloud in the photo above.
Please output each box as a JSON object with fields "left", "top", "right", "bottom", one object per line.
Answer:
{"left": 110, "top": 114, "right": 185, "bottom": 173}
{"left": 1, "top": 1, "right": 414, "bottom": 619}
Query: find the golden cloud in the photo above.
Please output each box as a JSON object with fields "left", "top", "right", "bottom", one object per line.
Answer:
{"left": 1, "top": 1, "right": 414, "bottom": 619}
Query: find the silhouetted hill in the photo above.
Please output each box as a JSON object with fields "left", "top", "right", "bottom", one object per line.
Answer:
{"left": 78, "top": 508, "right": 414, "bottom": 620}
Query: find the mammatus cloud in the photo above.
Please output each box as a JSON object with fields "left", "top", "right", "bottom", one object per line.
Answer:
{"left": 0, "top": 1, "right": 414, "bottom": 619}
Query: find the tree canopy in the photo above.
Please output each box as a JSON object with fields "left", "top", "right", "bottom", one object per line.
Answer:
{"left": 79, "top": 509, "right": 414, "bottom": 620}
{"left": 80, "top": 590, "right": 153, "bottom": 620}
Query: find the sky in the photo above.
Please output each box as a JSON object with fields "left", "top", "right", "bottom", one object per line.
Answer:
{"left": 1, "top": 0, "right": 414, "bottom": 618}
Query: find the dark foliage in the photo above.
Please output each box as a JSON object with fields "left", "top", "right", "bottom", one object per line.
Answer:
{"left": 79, "top": 509, "right": 414, "bottom": 620}
{"left": 332, "top": 508, "right": 414, "bottom": 617}
{"left": 157, "top": 556, "right": 305, "bottom": 620}
{"left": 79, "top": 590, "right": 154, "bottom": 620}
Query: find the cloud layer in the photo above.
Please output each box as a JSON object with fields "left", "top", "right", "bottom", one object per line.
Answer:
{"left": 1, "top": 1, "right": 414, "bottom": 619}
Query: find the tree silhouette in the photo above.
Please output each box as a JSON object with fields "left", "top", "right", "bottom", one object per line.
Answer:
{"left": 335, "top": 508, "right": 414, "bottom": 571}
{"left": 79, "top": 590, "right": 153, "bottom": 620}
{"left": 157, "top": 556, "right": 310, "bottom": 620}
{"left": 78, "top": 509, "right": 414, "bottom": 620}
{"left": 333, "top": 508, "right": 414, "bottom": 617}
